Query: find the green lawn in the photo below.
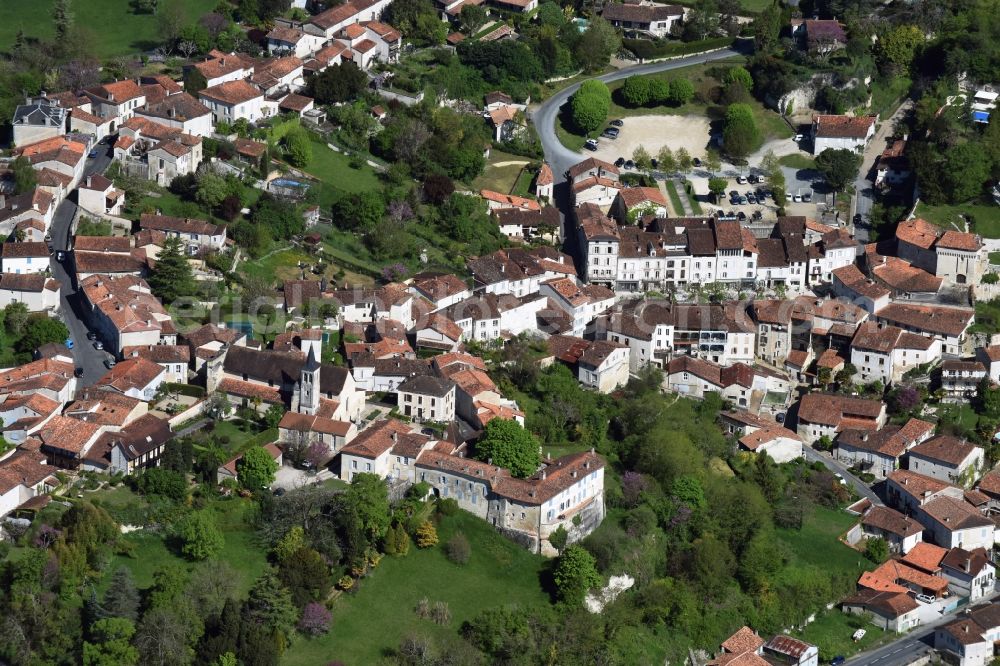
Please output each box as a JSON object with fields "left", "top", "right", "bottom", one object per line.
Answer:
{"left": 240, "top": 247, "right": 316, "bottom": 284}
{"left": 282, "top": 511, "right": 551, "bottom": 665}
{"left": 792, "top": 609, "right": 894, "bottom": 661}
{"left": 207, "top": 421, "right": 278, "bottom": 457}
{"left": 870, "top": 76, "right": 911, "bottom": 118}
{"left": 776, "top": 505, "right": 867, "bottom": 575}
{"left": 670, "top": 0, "right": 772, "bottom": 12}
{"left": 301, "top": 136, "right": 381, "bottom": 205}
{"left": 684, "top": 180, "right": 703, "bottom": 214}
{"left": 664, "top": 180, "right": 685, "bottom": 215}
{"left": 472, "top": 150, "right": 531, "bottom": 195}
{"left": 989, "top": 252, "right": 1000, "bottom": 265}
{"left": 0, "top": 0, "right": 218, "bottom": 58}
{"left": 779, "top": 154, "right": 816, "bottom": 170}
{"left": 112, "top": 498, "right": 268, "bottom": 595}
{"left": 915, "top": 200, "right": 1000, "bottom": 238}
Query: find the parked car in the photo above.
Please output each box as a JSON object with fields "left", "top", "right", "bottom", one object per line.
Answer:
{"left": 650, "top": 158, "right": 658, "bottom": 169}
{"left": 916, "top": 594, "right": 935, "bottom": 604}
{"left": 736, "top": 176, "right": 746, "bottom": 184}
{"left": 584, "top": 139, "right": 599, "bottom": 151}
{"left": 104, "top": 359, "right": 116, "bottom": 369}
{"left": 609, "top": 119, "right": 624, "bottom": 127}
{"left": 88, "top": 148, "right": 99, "bottom": 158}
{"left": 74, "top": 367, "right": 84, "bottom": 378}
{"left": 746, "top": 193, "right": 757, "bottom": 204}
{"left": 738, "top": 195, "right": 748, "bottom": 205}
{"left": 602, "top": 127, "right": 619, "bottom": 139}
{"left": 273, "top": 487, "right": 286, "bottom": 497}
{"left": 692, "top": 157, "right": 702, "bottom": 167}
{"left": 86, "top": 332, "right": 97, "bottom": 341}
{"left": 792, "top": 194, "right": 802, "bottom": 203}
{"left": 834, "top": 473, "right": 847, "bottom": 485}
{"left": 775, "top": 412, "right": 785, "bottom": 423}
{"left": 55, "top": 251, "right": 65, "bottom": 262}
{"left": 830, "top": 657, "right": 845, "bottom": 666}
{"left": 624, "top": 160, "right": 635, "bottom": 169}
{"left": 729, "top": 190, "right": 739, "bottom": 198}
{"left": 747, "top": 174, "right": 759, "bottom": 184}
{"left": 737, "top": 211, "right": 747, "bottom": 220}
{"left": 65, "top": 338, "right": 74, "bottom": 349}
{"left": 93, "top": 341, "right": 104, "bottom": 351}
{"left": 853, "top": 213, "right": 864, "bottom": 224}
{"left": 802, "top": 192, "right": 812, "bottom": 202}
{"left": 752, "top": 210, "right": 763, "bottom": 221}
{"left": 615, "top": 157, "right": 625, "bottom": 167}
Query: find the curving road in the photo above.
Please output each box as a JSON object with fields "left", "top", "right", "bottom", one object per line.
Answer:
{"left": 531, "top": 45, "right": 747, "bottom": 181}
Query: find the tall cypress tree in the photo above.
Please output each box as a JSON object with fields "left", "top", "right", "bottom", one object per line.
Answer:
{"left": 148, "top": 236, "right": 195, "bottom": 304}
{"left": 102, "top": 566, "right": 140, "bottom": 622}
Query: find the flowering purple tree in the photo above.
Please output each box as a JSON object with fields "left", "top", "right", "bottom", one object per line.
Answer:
{"left": 381, "top": 263, "right": 408, "bottom": 282}
{"left": 305, "top": 441, "right": 327, "bottom": 469}
{"left": 387, "top": 200, "right": 414, "bottom": 225}
{"left": 34, "top": 525, "right": 62, "bottom": 549}
{"left": 298, "top": 602, "right": 332, "bottom": 636}
{"left": 621, "top": 471, "right": 649, "bottom": 508}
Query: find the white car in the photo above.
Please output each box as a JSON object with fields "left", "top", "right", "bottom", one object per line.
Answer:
{"left": 794, "top": 134, "right": 804, "bottom": 141}
{"left": 792, "top": 194, "right": 802, "bottom": 203}
{"left": 916, "top": 593, "right": 935, "bottom": 604}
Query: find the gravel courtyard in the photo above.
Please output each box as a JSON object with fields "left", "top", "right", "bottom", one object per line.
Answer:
{"left": 592, "top": 115, "right": 712, "bottom": 164}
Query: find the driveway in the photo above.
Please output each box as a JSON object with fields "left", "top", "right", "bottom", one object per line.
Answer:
{"left": 272, "top": 464, "right": 336, "bottom": 490}
{"left": 48, "top": 141, "right": 116, "bottom": 386}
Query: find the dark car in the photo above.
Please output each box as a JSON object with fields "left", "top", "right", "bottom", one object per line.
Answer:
{"left": 746, "top": 193, "right": 757, "bottom": 204}
{"left": 747, "top": 174, "right": 759, "bottom": 184}
{"left": 601, "top": 127, "right": 619, "bottom": 139}
{"left": 103, "top": 359, "right": 115, "bottom": 369}
{"left": 273, "top": 487, "right": 286, "bottom": 497}
{"left": 692, "top": 157, "right": 702, "bottom": 167}
{"left": 737, "top": 211, "right": 747, "bottom": 221}
{"left": 650, "top": 158, "right": 658, "bottom": 169}
{"left": 88, "top": 149, "right": 99, "bottom": 158}
{"left": 729, "top": 190, "right": 739, "bottom": 198}
{"left": 853, "top": 213, "right": 864, "bottom": 224}
{"left": 738, "top": 195, "right": 748, "bottom": 205}
{"left": 614, "top": 157, "right": 625, "bottom": 167}
{"left": 86, "top": 331, "right": 97, "bottom": 341}
{"left": 584, "top": 139, "right": 599, "bottom": 151}
{"left": 74, "top": 367, "right": 84, "bottom": 378}
{"left": 776, "top": 412, "right": 786, "bottom": 424}
{"left": 609, "top": 119, "right": 624, "bottom": 127}
{"left": 624, "top": 159, "right": 635, "bottom": 169}
{"left": 829, "top": 657, "right": 844, "bottom": 666}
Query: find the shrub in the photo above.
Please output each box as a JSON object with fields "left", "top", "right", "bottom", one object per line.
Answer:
{"left": 298, "top": 602, "right": 332, "bottom": 636}
{"left": 436, "top": 498, "right": 460, "bottom": 516}
{"left": 445, "top": 532, "right": 471, "bottom": 565}
{"left": 415, "top": 521, "right": 438, "bottom": 549}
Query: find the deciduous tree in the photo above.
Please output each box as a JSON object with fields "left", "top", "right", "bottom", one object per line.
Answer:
{"left": 237, "top": 445, "right": 278, "bottom": 491}
{"left": 553, "top": 545, "right": 602, "bottom": 604}
{"left": 175, "top": 511, "right": 224, "bottom": 561}
{"left": 475, "top": 418, "right": 541, "bottom": 478}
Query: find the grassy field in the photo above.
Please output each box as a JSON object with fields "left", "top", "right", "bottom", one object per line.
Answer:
{"left": 776, "top": 505, "right": 867, "bottom": 575}
{"left": 915, "top": 200, "right": 1000, "bottom": 238}
{"left": 670, "top": 0, "right": 772, "bottom": 12}
{"left": 989, "top": 252, "right": 1000, "bottom": 265}
{"left": 240, "top": 246, "right": 317, "bottom": 284}
{"left": 684, "top": 180, "right": 703, "bottom": 214}
{"left": 779, "top": 154, "right": 816, "bottom": 170}
{"left": 472, "top": 150, "right": 532, "bottom": 195}
{"left": 0, "top": 0, "right": 218, "bottom": 59}
{"left": 664, "top": 180, "right": 686, "bottom": 215}
{"left": 793, "top": 608, "right": 894, "bottom": 661}
{"left": 282, "top": 511, "right": 551, "bottom": 665}
{"left": 300, "top": 135, "right": 382, "bottom": 209}
{"left": 112, "top": 498, "right": 268, "bottom": 595}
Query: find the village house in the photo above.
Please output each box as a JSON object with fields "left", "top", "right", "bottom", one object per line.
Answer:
{"left": 849, "top": 321, "right": 940, "bottom": 386}
{"left": 0, "top": 190, "right": 57, "bottom": 237}
{"left": 942, "top": 360, "right": 987, "bottom": 401}
{"left": 875, "top": 138, "right": 911, "bottom": 187}
{"left": 397, "top": 375, "right": 457, "bottom": 423}
{"left": 546, "top": 335, "right": 630, "bottom": 394}
{"left": 907, "top": 435, "right": 985, "bottom": 488}
{"left": 601, "top": 1, "right": 684, "bottom": 38}
{"left": 940, "top": 547, "right": 996, "bottom": 602}
{"left": 11, "top": 97, "right": 67, "bottom": 146}
{"left": 83, "top": 79, "right": 147, "bottom": 131}
{"left": 192, "top": 51, "right": 255, "bottom": 88}
{"left": 115, "top": 117, "right": 203, "bottom": 185}
{"left": 855, "top": 505, "right": 924, "bottom": 554}
{"left": 408, "top": 273, "right": 471, "bottom": 312}
{"left": 139, "top": 213, "right": 227, "bottom": 252}
{"left": 305, "top": 0, "right": 393, "bottom": 41}
{"left": 122, "top": 344, "right": 191, "bottom": 384}
{"left": 93, "top": 357, "right": 167, "bottom": 401}
{"left": 134, "top": 92, "right": 213, "bottom": 138}
{"left": 0, "top": 273, "right": 60, "bottom": 312}
{"left": 886, "top": 469, "right": 965, "bottom": 515}
{"left": 77, "top": 174, "right": 125, "bottom": 217}
{"left": 874, "top": 302, "right": 975, "bottom": 357}
{"left": 79, "top": 274, "right": 176, "bottom": 354}
{"left": 832, "top": 264, "right": 891, "bottom": 314}
{"left": 266, "top": 24, "right": 326, "bottom": 58}
{"left": 796, "top": 393, "right": 887, "bottom": 443}
{"left": 935, "top": 601, "right": 1000, "bottom": 666}
{"left": 278, "top": 411, "right": 356, "bottom": 458}
{"left": 467, "top": 247, "right": 576, "bottom": 298}
{"left": 198, "top": 79, "right": 266, "bottom": 126}
{"left": 737, "top": 426, "right": 804, "bottom": 463}
{"left": 493, "top": 207, "right": 562, "bottom": 243}
{"left": 96, "top": 414, "right": 173, "bottom": 475}
{"left": 665, "top": 356, "right": 791, "bottom": 409}
{"left": 14, "top": 136, "right": 87, "bottom": 189}
{"left": 539, "top": 277, "right": 615, "bottom": 337}
{"left": 0, "top": 242, "right": 51, "bottom": 275}
{"left": 896, "top": 218, "right": 986, "bottom": 286}
{"left": 792, "top": 19, "right": 848, "bottom": 53}
{"left": 918, "top": 494, "right": 995, "bottom": 551}
{"left": 842, "top": 589, "right": 920, "bottom": 632}
{"left": 835, "top": 418, "right": 935, "bottom": 480}
{"left": 811, "top": 114, "right": 876, "bottom": 154}
{"left": 36, "top": 415, "right": 106, "bottom": 470}
{"left": 0, "top": 449, "right": 58, "bottom": 518}
{"left": 610, "top": 187, "right": 669, "bottom": 224}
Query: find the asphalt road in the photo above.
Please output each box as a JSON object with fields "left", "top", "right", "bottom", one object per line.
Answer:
{"left": 531, "top": 45, "right": 747, "bottom": 181}
{"left": 801, "top": 444, "right": 882, "bottom": 506}
{"left": 850, "top": 101, "right": 912, "bottom": 236}
{"left": 48, "top": 142, "right": 115, "bottom": 387}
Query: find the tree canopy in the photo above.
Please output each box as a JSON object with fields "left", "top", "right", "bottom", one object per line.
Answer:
{"left": 237, "top": 445, "right": 279, "bottom": 491}
{"left": 148, "top": 236, "right": 196, "bottom": 305}
{"left": 570, "top": 80, "right": 611, "bottom": 133}
{"left": 475, "top": 418, "right": 541, "bottom": 478}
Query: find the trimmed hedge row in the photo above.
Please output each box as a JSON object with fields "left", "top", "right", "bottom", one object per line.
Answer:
{"left": 623, "top": 36, "right": 736, "bottom": 62}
